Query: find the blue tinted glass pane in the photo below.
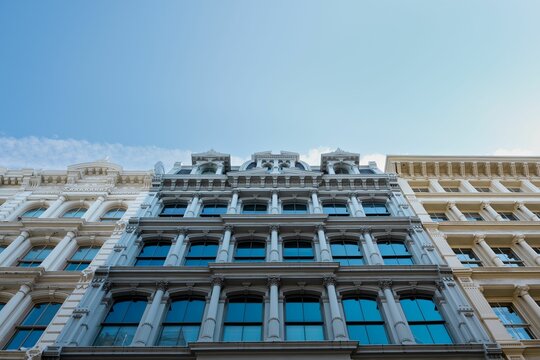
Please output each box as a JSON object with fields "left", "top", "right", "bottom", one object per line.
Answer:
{"left": 245, "top": 302, "right": 263, "bottom": 322}
{"left": 154, "top": 244, "right": 171, "bottom": 257}
{"left": 242, "top": 326, "right": 262, "bottom": 341}
{"left": 417, "top": 298, "right": 442, "bottom": 321}
{"left": 158, "top": 326, "right": 183, "bottom": 345}
{"left": 361, "top": 299, "right": 383, "bottom": 321}
{"left": 344, "top": 243, "right": 361, "bottom": 256}
{"left": 184, "top": 300, "right": 205, "bottom": 323}
{"left": 226, "top": 302, "right": 245, "bottom": 322}
{"left": 23, "top": 248, "right": 41, "bottom": 260}
{"left": 22, "top": 304, "right": 46, "bottom": 325}
{"left": 331, "top": 243, "right": 346, "bottom": 256}
{"left": 366, "top": 325, "right": 389, "bottom": 344}
{"left": 5, "top": 330, "right": 30, "bottom": 350}
{"left": 38, "top": 248, "right": 52, "bottom": 260}
{"left": 94, "top": 326, "right": 120, "bottom": 346}
{"left": 202, "top": 244, "right": 218, "bottom": 257}
{"left": 378, "top": 243, "right": 393, "bottom": 256}
{"left": 22, "top": 329, "right": 43, "bottom": 348}
{"left": 286, "top": 325, "right": 305, "bottom": 341}
{"left": 401, "top": 299, "right": 424, "bottom": 322}
{"left": 397, "top": 258, "right": 414, "bottom": 265}
{"left": 508, "top": 327, "right": 533, "bottom": 340}
{"left": 305, "top": 325, "right": 324, "bottom": 340}
{"left": 188, "top": 244, "right": 204, "bottom": 257}
{"left": 223, "top": 326, "right": 243, "bottom": 341}
{"left": 428, "top": 324, "right": 452, "bottom": 344}
{"left": 71, "top": 248, "right": 88, "bottom": 261}
{"left": 105, "top": 302, "right": 130, "bottom": 323}
{"left": 235, "top": 246, "right": 251, "bottom": 257}
{"left": 125, "top": 301, "right": 147, "bottom": 323}
{"left": 283, "top": 246, "right": 298, "bottom": 258}
{"left": 139, "top": 244, "right": 157, "bottom": 256}
{"left": 343, "top": 299, "right": 363, "bottom": 321}
{"left": 250, "top": 246, "right": 265, "bottom": 257}
{"left": 383, "top": 258, "right": 399, "bottom": 265}
{"left": 410, "top": 324, "right": 433, "bottom": 344}
{"left": 185, "top": 259, "right": 203, "bottom": 266}
{"left": 286, "top": 302, "right": 303, "bottom": 322}
{"left": 348, "top": 325, "right": 368, "bottom": 343}
{"left": 166, "top": 300, "right": 188, "bottom": 322}
{"left": 493, "top": 306, "right": 523, "bottom": 325}
{"left": 113, "top": 326, "right": 136, "bottom": 346}
{"left": 35, "top": 303, "right": 61, "bottom": 325}
{"left": 348, "top": 258, "right": 364, "bottom": 265}
{"left": 391, "top": 243, "right": 409, "bottom": 255}
{"left": 134, "top": 259, "right": 153, "bottom": 266}
{"left": 303, "top": 302, "right": 322, "bottom": 322}
{"left": 181, "top": 325, "right": 200, "bottom": 343}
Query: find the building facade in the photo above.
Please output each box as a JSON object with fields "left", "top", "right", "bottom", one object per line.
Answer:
{"left": 386, "top": 156, "right": 540, "bottom": 360}
{"left": 0, "top": 161, "right": 152, "bottom": 359}
{"left": 43, "top": 150, "right": 500, "bottom": 360}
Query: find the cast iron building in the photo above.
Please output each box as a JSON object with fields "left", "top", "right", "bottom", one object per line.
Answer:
{"left": 45, "top": 150, "right": 500, "bottom": 360}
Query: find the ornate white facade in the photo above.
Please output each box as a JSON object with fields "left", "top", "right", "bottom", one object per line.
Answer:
{"left": 386, "top": 155, "right": 540, "bottom": 360}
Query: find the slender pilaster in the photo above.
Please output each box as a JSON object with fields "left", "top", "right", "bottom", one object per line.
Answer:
{"left": 217, "top": 226, "right": 233, "bottom": 262}
{"left": 362, "top": 230, "right": 383, "bottom": 265}
{"left": 323, "top": 275, "right": 347, "bottom": 340}
{"left": 379, "top": 280, "right": 414, "bottom": 344}
{"left": 448, "top": 202, "right": 467, "bottom": 221}
{"left": 41, "top": 230, "right": 77, "bottom": 270}
{"left": 199, "top": 276, "right": 223, "bottom": 341}
{"left": 185, "top": 193, "right": 200, "bottom": 217}
{"left": 317, "top": 226, "right": 332, "bottom": 261}
{"left": 513, "top": 234, "right": 540, "bottom": 265}
{"left": 269, "top": 225, "right": 280, "bottom": 262}
{"left": 165, "top": 229, "right": 188, "bottom": 266}
{"left": 133, "top": 282, "right": 167, "bottom": 346}
{"left": 311, "top": 190, "right": 322, "bottom": 214}
{"left": 267, "top": 276, "right": 281, "bottom": 341}
{"left": 515, "top": 202, "right": 540, "bottom": 221}
{"left": 474, "top": 234, "right": 505, "bottom": 267}
{"left": 228, "top": 190, "right": 239, "bottom": 214}
{"left": 41, "top": 195, "right": 66, "bottom": 217}
{"left": 482, "top": 202, "right": 503, "bottom": 221}
{"left": 82, "top": 195, "right": 106, "bottom": 221}
{"left": 0, "top": 230, "right": 30, "bottom": 266}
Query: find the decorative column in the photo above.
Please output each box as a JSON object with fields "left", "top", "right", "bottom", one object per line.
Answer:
{"left": 0, "top": 283, "right": 32, "bottom": 330}
{"left": 349, "top": 194, "right": 365, "bottom": 217}
{"left": 133, "top": 282, "right": 167, "bottom": 346}
{"left": 379, "top": 280, "right": 414, "bottom": 344}
{"left": 199, "top": 276, "right": 224, "bottom": 341}
{"left": 41, "top": 231, "right": 78, "bottom": 270}
{"left": 522, "top": 180, "right": 539, "bottom": 193}
{"left": 491, "top": 180, "right": 510, "bottom": 193}
{"left": 513, "top": 234, "right": 540, "bottom": 265}
{"left": 317, "top": 226, "right": 332, "bottom": 261}
{"left": 82, "top": 195, "right": 106, "bottom": 221}
{"left": 185, "top": 193, "right": 200, "bottom": 217}
{"left": 165, "top": 229, "right": 188, "bottom": 266}
{"left": 227, "top": 190, "right": 239, "bottom": 214}
{"left": 267, "top": 276, "right": 281, "bottom": 341}
{"left": 217, "top": 225, "right": 233, "bottom": 262}
{"left": 460, "top": 180, "right": 478, "bottom": 192}
{"left": 474, "top": 234, "right": 505, "bottom": 267}
{"left": 269, "top": 225, "right": 280, "bottom": 262}
{"left": 482, "top": 202, "right": 503, "bottom": 221}
{"left": 428, "top": 179, "right": 445, "bottom": 193}
{"left": 311, "top": 190, "right": 322, "bottom": 214}
{"left": 515, "top": 202, "right": 540, "bottom": 221}
{"left": 447, "top": 202, "right": 467, "bottom": 221}
{"left": 362, "top": 230, "right": 383, "bottom": 265}
{"left": 0, "top": 230, "right": 30, "bottom": 266}
{"left": 216, "top": 163, "right": 224, "bottom": 175}
{"left": 327, "top": 162, "right": 336, "bottom": 175}
{"left": 515, "top": 286, "right": 540, "bottom": 324}
{"left": 271, "top": 191, "right": 279, "bottom": 214}
{"left": 323, "top": 275, "right": 347, "bottom": 340}
{"left": 41, "top": 195, "right": 66, "bottom": 217}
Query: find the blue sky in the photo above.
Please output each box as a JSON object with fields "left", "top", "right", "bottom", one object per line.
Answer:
{"left": 1, "top": 1, "right": 539, "bottom": 169}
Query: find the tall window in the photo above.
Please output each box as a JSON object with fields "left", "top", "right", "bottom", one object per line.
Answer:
{"left": 94, "top": 299, "right": 147, "bottom": 346}
{"left": 200, "top": 203, "right": 227, "bottom": 217}
{"left": 242, "top": 204, "right": 268, "bottom": 215}
{"left": 135, "top": 241, "right": 171, "bottom": 266}
{"left": 283, "top": 240, "right": 314, "bottom": 262}
{"left": 157, "top": 297, "right": 205, "bottom": 346}
{"left": 234, "top": 241, "right": 266, "bottom": 262}
{"left": 159, "top": 204, "right": 187, "bottom": 217}
{"left": 65, "top": 246, "right": 100, "bottom": 271}
{"left": 21, "top": 207, "right": 47, "bottom": 218}
{"left": 363, "top": 202, "right": 390, "bottom": 216}
{"left": 330, "top": 240, "right": 363, "bottom": 266}
{"left": 100, "top": 208, "right": 126, "bottom": 222}
{"left": 285, "top": 296, "right": 325, "bottom": 341}
{"left": 429, "top": 213, "right": 448, "bottom": 222}
{"left": 400, "top": 297, "right": 452, "bottom": 344}
{"left": 283, "top": 202, "right": 308, "bottom": 214}
{"left": 62, "top": 207, "right": 87, "bottom": 218}
{"left": 18, "top": 245, "right": 53, "bottom": 267}
{"left": 378, "top": 240, "right": 414, "bottom": 265}
{"left": 453, "top": 248, "right": 482, "bottom": 268}
{"left": 491, "top": 303, "right": 534, "bottom": 340}
{"left": 492, "top": 248, "right": 524, "bottom": 267}
{"left": 223, "top": 296, "right": 263, "bottom": 341}
{"left": 322, "top": 202, "right": 349, "bottom": 216}
{"left": 184, "top": 241, "right": 218, "bottom": 266}
{"left": 342, "top": 297, "right": 388, "bottom": 344}
{"left": 463, "top": 212, "right": 484, "bottom": 221}
{"left": 4, "top": 302, "right": 61, "bottom": 350}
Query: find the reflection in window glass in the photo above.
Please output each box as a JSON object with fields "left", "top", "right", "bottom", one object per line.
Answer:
{"left": 378, "top": 241, "right": 414, "bottom": 265}
{"left": 242, "top": 204, "right": 268, "bottom": 214}
{"left": 157, "top": 297, "right": 205, "bottom": 346}
{"left": 453, "top": 248, "right": 482, "bottom": 268}
{"left": 283, "top": 240, "right": 314, "bottom": 262}
{"left": 135, "top": 241, "right": 171, "bottom": 266}
{"left": 62, "top": 207, "right": 87, "bottom": 218}
{"left": 200, "top": 204, "right": 227, "bottom": 217}
{"left": 65, "top": 246, "right": 100, "bottom": 271}
{"left": 21, "top": 207, "right": 47, "bottom": 218}
{"left": 491, "top": 303, "right": 534, "bottom": 340}
{"left": 285, "top": 296, "right": 325, "bottom": 341}
{"left": 18, "top": 246, "right": 53, "bottom": 267}
{"left": 400, "top": 297, "right": 452, "bottom": 344}
{"left": 94, "top": 299, "right": 147, "bottom": 346}
{"left": 223, "top": 297, "right": 263, "bottom": 341}
{"left": 463, "top": 212, "right": 484, "bottom": 221}
{"left": 234, "top": 241, "right": 265, "bottom": 262}
{"left": 283, "top": 203, "right": 308, "bottom": 214}
{"left": 363, "top": 203, "right": 390, "bottom": 216}
{"left": 330, "top": 240, "right": 363, "bottom": 266}
{"left": 4, "top": 303, "right": 61, "bottom": 350}
{"left": 343, "top": 297, "right": 388, "bottom": 344}
{"left": 160, "top": 204, "right": 187, "bottom": 217}
{"left": 429, "top": 213, "right": 448, "bottom": 222}
{"left": 323, "top": 203, "right": 349, "bottom": 216}
{"left": 184, "top": 242, "right": 218, "bottom": 266}
{"left": 492, "top": 248, "right": 524, "bottom": 267}
{"left": 100, "top": 208, "right": 126, "bottom": 222}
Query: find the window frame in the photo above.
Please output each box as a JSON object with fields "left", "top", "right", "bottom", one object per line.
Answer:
{"left": 283, "top": 239, "right": 314, "bottom": 262}
{"left": 234, "top": 240, "right": 266, "bottom": 262}
{"left": 156, "top": 296, "right": 206, "bottom": 346}
{"left": 64, "top": 245, "right": 100, "bottom": 271}
{"left": 62, "top": 207, "right": 87, "bottom": 218}
{"left": 21, "top": 207, "right": 47, "bottom": 218}
{"left": 285, "top": 295, "right": 325, "bottom": 341}
{"left": 93, "top": 298, "right": 147, "bottom": 346}
{"left": 134, "top": 240, "right": 171, "bottom": 266}
{"left": 17, "top": 245, "right": 54, "bottom": 267}
{"left": 100, "top": 207, "right": 126, "bottom": 222}
{"left": 462, "top": 212, "right": 484, "bottom": 222}
{"left": 222, "top": 296, "right": 264, "bottom": 342}
{"left": 330, "top": 239, "right": 364, "bottom": 266}
{"left": 282, "top": 202, "right": 308, "bottom": 215}
{"left": 200, "top": 203, "right": 228, "bottom": 217}
{"left": 322, "top": 202, "right": 350, "bottom": 217}
{"left": 429, "top": 212, "right": 448, "bottom": 222}
{"left": 400, "top": 296, "right": 453, "bottom": 344}
{"left": 362, "top": 202, "right": 391, "bottom": 217}
{"left": 241, "top": 203, "right": 268, "bottom": 215}
{"left": 377, "top": 240, "right": 414, "bottom": 265}
{"left": 159, "top": 203, "right": 188, "bottom": 217}
{"left": 492, "top": 247, "right": 524, "bottom": 267}
{"left": 184, "top": 241, "right": 218, "bottom": 266}
{"left": 452, "top": 248, "right": 483, "bottom": 268}
{"left": 491, "top": 302, "right": 535, "bottom": 340}
{"left": 342, "top": 296, "right": 388, "bottom": 344}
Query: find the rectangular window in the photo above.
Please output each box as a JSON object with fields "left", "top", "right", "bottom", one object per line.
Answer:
{"left": 463, "top": 212, "right": 484, "bottom": 221}
{"left": 507, "top": 187, "right": 522, "bottom": 193}
{"left": 443, "top": 187, "right": 460, "bottom": 193}
{"left": 429, "top": 213, "right": 448, "bottom": 222}
{"left": 453, "top": 248, "right": 482, "bottom": 268}
{"left": 64, "top": 246, "right": 100, "bottom": 271}
{"left": 412, "top": 188, "right": 429, "bottom": 193}
{"left": 491, "top": 303, "right": 534, "bottom": 340}
{"left": 363, "top": 203, "right": 390, "bottom": 216}
{"left": 499, "top": 212, "right": 519, "bottom": 221}
{"left": 475, "top": 187, "right": 491, "bottom": 192}
{"left": 200, "top": 204, "right": 227, "bottom": 217}
{"left": 492, "top": 248, "right": 524, "bottom": 267}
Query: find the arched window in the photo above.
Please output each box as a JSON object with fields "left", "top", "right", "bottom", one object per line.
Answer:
{"left": 223, "top": 296, "right": 263, "bottom": 341}
{"left": 4, "top": 302, "right": 61, "bottom": 350}
{"left": 21, "top": 207, "right": 47, "bottom": 218}
{"left": 378, "top": 240, "right": 414, "bottom": 265}
{"left": 62, "top": 207, "right": 87, "bottom": 218}
{"left": 363, "top": 202, "right": 390, "bottom": 216}
{"left": 334, "top": 167, "right": 349, "bottom": 174}
{"left": 330, "top": 240, "right": 364, "bottom": 266}
{"left": 246, "top": 162, "right": 257, "bottom": 170}
{"left": 234, "top": 241, "right": 266, "bottom": 262}
{"left": 135, "top": 240, "right": 171, "bottom": 266}
{"left": 100, "top": 208, "right": 126, "bottom": 222}
{"left": 18, "top": 245, "right": 53, "bottom": 267}
{"left": 322, "top": 202, "right": 349, "bottom": 216}
{"left": 65, "top": 246, "right": 100, "bottom": 271}
{"left": 295, "top": 162, "right": 305, "bottom": 170}
{"left": 184, "top": 241, "right": 218, "bottom": 266}
{"left": 200, "top": 203, "right": 227, "bottom": 217}
{"left": 200, "top": 164, "right": 217, "bottom": 175}
{"left": 157, "top": 297, "right": 205, "bottom": 346}
{"left": 359, "top": 169, "right": 375, "bottom": 175}
{"left": 283, "top": 202, "right": 308, "bottom": 214}
{"left": 160, "top": 203, "right": 187, "bottom": 217}
{"left": 283, "top": 240, "right": 314, "bottom": 262}
{"left": 242, "top": 203, "right": 268, "bottom": 215}
{"left": 342, "top": 297, "right": 388, "bottom": 344}
{"left": 94, "top": 298, "right": 147, "bottom": 346}
{"left": 285, "top": 296, "right": 325, "bottom": 341}
{"left": 400, "top": 297, "right": 452, "bottom": 344}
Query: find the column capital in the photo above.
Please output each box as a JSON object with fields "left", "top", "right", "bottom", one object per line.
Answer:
{"left": 176, "top": 227, "right": 189, "bottom": 235}
{"left": 378, "top": 280, "right": 393, "bottom": 290}
{"left": 211, "top": 276, "right": 225, "bottom": 287}
{"left": 156, "top": 281, "right": 169, "bottom": 292}
{"left": 231, "top": 189, "right": 239, "bottom": 195}
{"left": 360, "top": 227, "right": 372, "bottom": 235}
{"left": 310, "top": 189, "right": 319, "bottom": 196}
{"left": 224, "top": 225, "right": 234, "bottom": 232}
{"left": 473, "top": 233, "right": 486, "bottom": 244}
{"left": 446, "top": 201, "right": 456, "bottom": 209}
{"left": 348, "top": 192, "right": 359, "bottom": 198}
{"left": 323, "top": 275, "right": 337, "bottom": 287}
{"left": 514, "top": 285, "right": 530, "bottom": 298}
{"left": 316, "top": 224, "right": 325, "bottom": 232}
{"left": 19, "top": 230, "right": 31, "bottom": 238}
{"left": 512, "top": 233, "right": 526, "bottom": 244}
{"left": 66, "top": 230, "right": 78, "bottom": 239}
{"left": 267, "top": 276, "right": 280, "bottom": 287}
{"left": 480, "top": 201, "right": 491, "bottom": 209}
{"left": 269, "top": 225, "right": 279, "bottom": 232}
{"left": 271, "top": 190, "right": 279, "bottom": 195}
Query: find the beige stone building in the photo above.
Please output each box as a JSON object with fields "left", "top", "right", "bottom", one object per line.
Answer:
{"left": 0, "top": 161, "right": 152, "bottom": 359}
{"left": 386, "top": 156, "right": 540, "bottom": 360}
